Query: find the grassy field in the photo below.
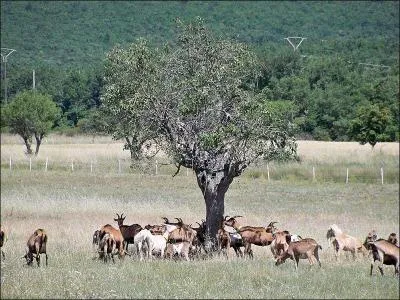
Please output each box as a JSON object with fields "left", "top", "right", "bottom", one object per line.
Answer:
{"left": 0, "top": 134, "right": 399, "bottom": 299}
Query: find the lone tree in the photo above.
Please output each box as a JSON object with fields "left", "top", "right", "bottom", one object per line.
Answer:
{"left": 2, "top": 90, "right": 60, "bottom": 155}
{"left": 103, "top": 18, "right": 297, "bottom": 249}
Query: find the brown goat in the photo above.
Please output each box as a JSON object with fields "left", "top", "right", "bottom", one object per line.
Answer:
{"left": 224, "top": 216, "right": 277, "bottom": 258}
{"left": 162, "top": 217, "right": 195, "bottom": 244}
{"left": 275, "top": 237, "right": 322, "bottom": 270}
{"left": 0, "top": 225, "right": 5, "bottom": 261}
{"left": 163, "top": 218, "right": 197, "bottom": 260}
{"left": 364, "top": 231, "right": 399, "bottom": 276}
{"left": 114, "top": 213, "right": 143, "bottom": 252}
{"left": 270, "top": 230, "right": 291, "bottom": 258}
{"left": 217, "top": 218, "right": 231, "bottom": 258}
{"left": 98, "top": 232, "right": 117, "bottom": 263}
{"left": 167, "top": 221, "right": 196, "bottom": 244}
{"left": 190, "top": 221, "right": 207, "bottom": 257}
{"left": 99, "top": 224, "right": 125, "bottom": 259}
{"left": 23, "top": 229, "right": 48, "bottom": 266}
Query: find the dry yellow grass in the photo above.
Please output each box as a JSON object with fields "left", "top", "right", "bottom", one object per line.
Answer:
{"left": 1, "top": 133, "right": 399, "bottom": 298}
{"left": 1, "top": 133, "right": 398, "bottom": 165}
{"left": 296, "top": 140, "right": 399, "bottom": 163}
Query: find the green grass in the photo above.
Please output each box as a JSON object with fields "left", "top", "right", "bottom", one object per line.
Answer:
{"left": 1, "top": 169, "right": 399, "bottom": 299}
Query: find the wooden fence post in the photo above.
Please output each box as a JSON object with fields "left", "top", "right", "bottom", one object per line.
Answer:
{"left": 267, "top": 164, "right": 270, "bottom": 182}
{"left": 9, "top": 156, "right": 12, "bottom": 171}
{"left": 71, "top": 160, "right": 74, "bottom": 172}
{"left": 380, "top": 167, "right": 384, "bottom": 185}
{"left": 45, "top": 157, "right": 48, "bottom": 171}
{"left": 155, "top": 160, "right": 158, "bottom": 175}
{"left": 346, "top": 168, "right": 349, "bottom": 184}
{"left": 312, "top": 166, "right": 316, "bottom": 181}
{"left": 90, "top": 161, "right": 93, "bottom": 173}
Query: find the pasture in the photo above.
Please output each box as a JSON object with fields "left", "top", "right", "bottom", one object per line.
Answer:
{"left": 0, "top": 134, "right": 399, "bottom": 299}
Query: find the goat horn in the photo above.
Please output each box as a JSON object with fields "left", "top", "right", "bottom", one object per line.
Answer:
{"left": 224, "top": 215, "right": 230, "bottom": 220}
{"left": 116, "top": 213, "right": 120, "bottom": 218}
{"left": 162, "top": 217, "right": 169, "bottom": 223}
{"left": 270, "top": 221, "right": 278, "bottom": 226}
{"left": 233, "top": 215, "right": 243, "bottom": 219}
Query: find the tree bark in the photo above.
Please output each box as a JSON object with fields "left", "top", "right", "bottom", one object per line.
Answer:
{"left": 34, "top": 134, "right": 42, "bottom": 156}
{"left": 195, "top": 169, "right": 233, "bottom": 252}
{"left": 23, "top": 137, "right": 33, "bottom": 155}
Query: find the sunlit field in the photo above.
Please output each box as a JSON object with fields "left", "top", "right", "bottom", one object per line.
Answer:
{"left": 1, "top": 134, "right": 399, "bottom": 299}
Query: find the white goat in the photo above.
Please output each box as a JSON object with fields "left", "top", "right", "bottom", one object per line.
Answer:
{"left": 327, "top": 224, "right": 367, "bottom": 260}
{"left": 165, "top": 241, "right": 191, "bottom": 261}
{"left": 133, "top": 229, "right": 167, "bottom": 260}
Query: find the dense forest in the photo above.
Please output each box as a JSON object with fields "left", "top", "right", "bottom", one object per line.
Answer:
{"left": 1, "top": 1, "right": 399, "bottom": 141}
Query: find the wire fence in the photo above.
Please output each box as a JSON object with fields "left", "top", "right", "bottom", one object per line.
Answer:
{"left": 1, "top": 156, "right": 398, "bottom": 184}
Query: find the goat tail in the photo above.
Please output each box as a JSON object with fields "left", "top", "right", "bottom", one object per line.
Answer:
{"left": 318, "top": 244, "right": 322, "bottom": 250}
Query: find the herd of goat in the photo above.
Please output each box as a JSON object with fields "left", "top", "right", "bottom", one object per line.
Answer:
{"left": 0, "top": 214, "right": 398, "bottom": 276}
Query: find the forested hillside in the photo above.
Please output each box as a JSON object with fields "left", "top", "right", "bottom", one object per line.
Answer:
{"left": 1, "top": 1, "right": 399, "bottom": 142}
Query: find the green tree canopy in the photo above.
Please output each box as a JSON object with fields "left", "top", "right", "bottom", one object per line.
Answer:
{"left": 101, "top": 38, "right": 161, "bottom": 165}
{"left": 348, "top": 104, "right": 392, "bottom": 148}
{"left": 2, "top": 90, "right": 61, "bottom": 155}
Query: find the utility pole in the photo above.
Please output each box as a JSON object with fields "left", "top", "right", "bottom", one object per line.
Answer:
{"left": 33, "top": 69, "right": 36, "bottom": 90}
{"left": 284, "top": 37, "right": 307, "bottom": 51}
{"left": 1, "top": 48, "right": 16, "bottom": 105}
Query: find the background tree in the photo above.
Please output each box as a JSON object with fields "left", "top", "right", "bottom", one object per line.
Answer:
{"left": 2, "top": 90, "right": 61, "bottom": 155}
{"left": 101, "top": 38, "right": 161, "bottom": 165}
{"left": 348, "top": 103, "right": 392, "bottom": 148}
{"left": 146, "top": 18, "right": 297, "bottom": 249}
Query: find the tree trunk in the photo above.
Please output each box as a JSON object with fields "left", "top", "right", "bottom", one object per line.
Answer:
{"left": 195, "top": 169, "right": 233, "bottom": 253}
{"left": 34, "top": 134, "right": 42, "bottom": 156}
{"left": 23, "top": 137, "right": 33, "bottom": 155}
